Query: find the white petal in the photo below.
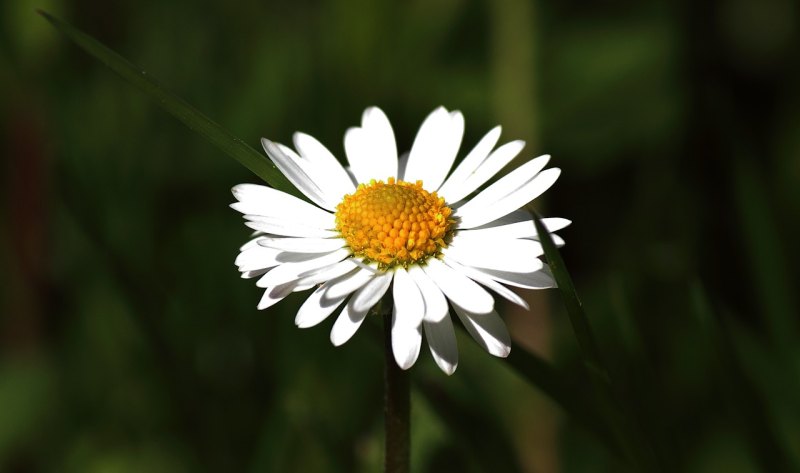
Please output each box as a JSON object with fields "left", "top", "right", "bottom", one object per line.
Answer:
{"left": 437, "top": 126, "right": 502, "bottom": 203}
{"left": 293, "top": 132, "right": 356, "bottom": 196}
{"left": 261, "top": 138, "right": 339, "bottom": 211}
{"left": 476, "top": 267, "right": 556, "bottom": 290}
{"left": 323, "top": 268, "right": 373, "bottom": 299}
{"left": 344, "top": 107, "right": 398, "bottom": 183}
{"left": 455, "top": 155, "right": 551, "bottom": 213}
{"left": 459, "top": 220, "right": 538, "bottom": 240}
{"left": 440, "top": 140, "right": 525, "bottom": 204}
{"left": 547, "top": 234, "right": 566, "bottom": 247}
{"left": 350, "top": 271, "right": 393, "bottom": 312}
{"left": 392, "top": 304, "right": 422, "bottom": 370}
{"left": 423, "top": 316, "right": 458, "bottom": 375}
{"left": 258, "top": 237, "right": 345, "bottom": 253}
{"left": 392, "top": 268, "right": 424, "bottom": 328}
{"left": 343, "top": 129, "right": 372, "bottom": 184}
{"left": 236, "top": 245, "right": 282, "bottom": 272}
{"left": 269, "top": 249, "right": 344, "bottom": 264}
{"left": 276, "top": 142, "right": 351, "bottom": 207}
{"left": 405, "top": 108, "right": 464, "bottom": 190}
{"left": 407, "top": 265, "right": 448, "bottom": 323}
{"left": 422, "top": 258, "right": 494, "bottom": 315}
{"left": 460, "top": 139, "right": 525, "bottom": 188}
{"left": 444, "top": 237, "right": 544, "bottom": 272}
{"left": 362, "top": 107, "right": 399, "bottom": 179}
{"left": 539, "top": 218, "right": 572, "bottom": 233}
{"left": 330, "top": 300, "right": 369, "bottom": 347}
{"left": 329, "top": 272, "right": 393, "bottom": 346}
{"left": 256, "top": 248, "right": 351, "bottom": 288}
{"left": 457, "top": 167, "right": 561, "bottom": 229}
{"left": 295, "top": 258, "right": 360, "bottom": 287}
{"left": 443, "top": 258, "right": 529, "bottom": 309}
{"left": 453, "top": 306, "right": 511, "bottom": 358}
{"left": 239, "top": 236, "right": 267, "bottom": 251}
{"left": 464, "top": 215, "right": 571, "bottom": 240}
{"left": 231, "top": 183, "right": 335, "bottom": 226}
{"left": 244, "top": 216, "right": 338, "bottom": 238}
{"left": 295, "top": 291, "right": 347, "bottom": 328}
{"left": 294, "top": 271, "right": 357, "bottom": 328}
{"left": 257, "top": 282, "right": 297, "bottom": 310}
{"left": 241, "top": 269, "right": 269, "bottom": 279}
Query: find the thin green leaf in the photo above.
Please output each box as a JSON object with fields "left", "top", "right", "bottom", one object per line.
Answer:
{"left": 38, "top": 10, "right": 299, "bottom": 197}
{"left": 532, "top": 212, "right": 606, "bottom": 377}
{"left": 532, "top": 211, "right": 662, "bottom": 471}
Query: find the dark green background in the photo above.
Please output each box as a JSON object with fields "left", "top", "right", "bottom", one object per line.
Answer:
{"left": 2, "top": 0, "right": 799, "bottom": 471}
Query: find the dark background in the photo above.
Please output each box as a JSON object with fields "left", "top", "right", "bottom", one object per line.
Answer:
{"left": 2, "top": 0, "right": 799, "bottom": 471}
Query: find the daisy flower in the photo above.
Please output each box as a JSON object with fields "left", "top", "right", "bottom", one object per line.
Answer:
{"left": 232, "top": 106, "right": 569, "bottom": 375}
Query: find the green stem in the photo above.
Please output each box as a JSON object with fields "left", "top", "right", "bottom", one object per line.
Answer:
{"left": 383, "top": 309, "right": 409, "bottom": 473}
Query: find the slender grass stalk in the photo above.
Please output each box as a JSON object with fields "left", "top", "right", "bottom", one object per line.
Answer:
{"left": 532, "top": 212, "right": 661, "bottom": 471}
{"left": 37, "top": 10, "right": 299, "bottom": 198}
{"left": 382, "top": 305, "right": 410, "bottom": 473}
{"left": 532, "top": 214, "right": 603, "bottom": 373}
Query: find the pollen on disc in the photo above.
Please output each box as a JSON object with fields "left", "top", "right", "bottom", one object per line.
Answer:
{"left": 335, "top": 178, "right": 453, "bottom": 269}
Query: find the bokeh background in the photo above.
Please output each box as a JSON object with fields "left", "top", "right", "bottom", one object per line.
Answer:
{"left": 2, "top": 0, "right": 799, "bottom": 471}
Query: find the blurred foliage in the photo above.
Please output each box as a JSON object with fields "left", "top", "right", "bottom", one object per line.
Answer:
{"left": 2, "top": 0, "right": 799, "bottom": 471}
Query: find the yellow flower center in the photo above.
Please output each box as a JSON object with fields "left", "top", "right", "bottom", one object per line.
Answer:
{"left": 335, "top": 177, "right": 454, "bottom": 270}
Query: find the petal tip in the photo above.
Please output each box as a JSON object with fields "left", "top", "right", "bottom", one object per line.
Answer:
{"left": 330, "top": 332, "right": 347, "bottom": 347}
{"left": 496, "top": 345, "right": 511, "bottom": 358}
{"left": 397, "top": 359, "right": 416, "bottom": 370}
{"left": 363, "top": 106, "right": 385, "bottom": 121}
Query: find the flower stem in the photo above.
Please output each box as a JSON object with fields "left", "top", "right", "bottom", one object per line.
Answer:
{"left": 383, "top": 309, "right": 409, "bottom": 473}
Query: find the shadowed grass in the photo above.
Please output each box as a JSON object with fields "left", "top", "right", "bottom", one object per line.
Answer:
{"left": 732, "top": 158, "right": 798, "bottom": 352}
{"left": 690, "top": 281, "right": 799, "bottom": 473}
{"left": 416, "top": 379, "right": 525, "bottom": 473}
{"left": 505, "top": 344, "right": 619, "bottom": 456}
{"left": 38, "top": 9, "right": 630, "bottom": 469}
{"left": 532, "top": 211, "right": 662, "bottom": 471}
{"left": 38, "top": 10, "right": 299, "bottom": 198}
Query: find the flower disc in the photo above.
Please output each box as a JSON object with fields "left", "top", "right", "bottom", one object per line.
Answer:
{"left": 335, "top": 177, "right": 453, "bottom": 269}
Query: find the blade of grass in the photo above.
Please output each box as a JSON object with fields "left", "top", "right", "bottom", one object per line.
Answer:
{"left": 38, "top": 10, "right": 299, "bottom": 197}
{"left": 532, "top": 211, "right": 661, "bottom": 471}
{"left": 532, "top": 212, "right": 604, "bottom": 376}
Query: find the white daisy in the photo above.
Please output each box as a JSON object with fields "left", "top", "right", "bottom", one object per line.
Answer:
{"left": 232, "top": 106, "right": 569, "bottom": 375}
